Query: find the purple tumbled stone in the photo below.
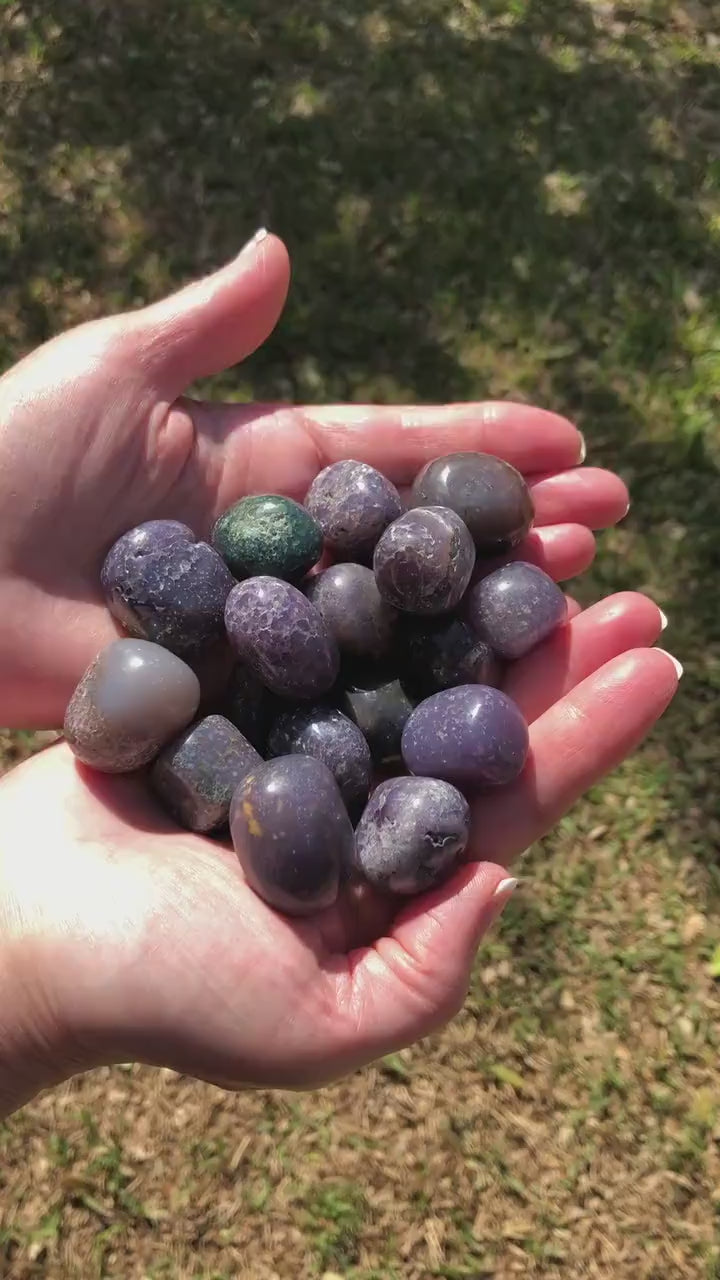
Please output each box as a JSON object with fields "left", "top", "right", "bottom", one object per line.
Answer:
{"left": 150, "top": 714, "right": 262, "bottom": 833}
{"left": 305, "top": 460, "right": 404, "bottom": 563}
{"left": 230, "top": 756, "right": 353, "bottom": 916}
{"left": 224, "top": 577, "right": 339, "bottom": 700}
{"left": 101, "top": 519, "right": 235, "bottom": 658}
{"left": 354, "top": 777, "right": 470, "bottom": 895}
{"left": 305, "top": 563, "right": 398, "bottom": 662}
{"left": 410, "top": 452, "right": 534, "bottom": 552}
{"left": 64, "top": 638, "right": 201, "bottom": 773}
{"left": 373, "top": 506, "right": 475, "bottom": 615}
{"left": 267, "top": 705, "right": 372, "bottom": 820}
{"left": 400, "top": 614, "right": 502, "bottom": 697}
{"left": 467, "top": 561, "right": 568, "bottom": 660}
{"left": 401, "top": 685, "right": 529, "bottom": 790}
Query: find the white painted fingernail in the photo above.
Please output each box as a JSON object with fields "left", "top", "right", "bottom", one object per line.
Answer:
{"left": 659, "top": 609, "right": 669, "bottom": 632}
{"left": 494, "top": 877, "right": 518, "bottom": 898}
{"left": 237, "top": 227, "right": 268, "bottom": 259}
{"left": 656, "top": 649, "right": 683, "bottom": 679}
{"left": 577, "top": 433, "right": 586, "bottom": 464}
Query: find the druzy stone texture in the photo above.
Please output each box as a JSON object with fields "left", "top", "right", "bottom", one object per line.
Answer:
{"left": 230, "top": 756, "right": 353, "bottom": 916}
{"left": 401, "top": 685, "right": 529, "bottom": 790}
{"left": 224, "top": 577, "right": 340, "bottom": 700}
{"left": 101, "top": 520, "right": 235, "bottom": 658}
{"left": 354, "top": 777, "right": 470, "bottom": 895}
{"left": 468, "top": 561, "right": 568, "bottom": 660}
{"left": 268, "top": 706, "right": 372, "bottom": 819}
{"left": 410, "top": 452, "right": 534, "bottom": 552}
{"left": 305, "top": 460, "right": 404, "bottom": 562}
{"left": 64, "top": 639, "right": 201, "bottom": 773}
{"left": 374, "top": 507, "right": 475, "bottom": 615}
{"left": 401, "top": 615, "right": 502, "bottom": 697}
{"left": 223, "top": 664, "right": 273, "bottom": 752}
{"left": 340, "top": 673, "right": 415, "bottom": 765}
{"left": 150, "top": 715, "right": 261, "bottom": 833}
{"left": 212, "top": 495, "right": 323, "bottom": 583}
{"left": 305, "top": 563, "right": 397, "bottom": 662}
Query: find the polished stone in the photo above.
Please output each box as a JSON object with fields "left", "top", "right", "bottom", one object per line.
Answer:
{"left": 268, "top": 705, "right": 372, "bottom": 821}
{"left": 374, "top": 507, "right": 475, "bottom": 615}
{"left": 212, "top": 494, "right": 323, "bottom": 583}
{"left": 354, "top": 776, "right": 470, "bottom": 895}
{"left": 150, "top": 715, "right": 262, "bottom": 833}
{"left": 410, "top": 452, "right": 534, "bottom": 552}
{"left": 467, "top": 561, "right": 568, "bottom": 660}
{"left": 401, "top": 684, "right": 529, "bottom": 790}
{"left": 305, "top": 563, "right": 398, "bottom": 662}
{"left": 305, "top": 460, "right": 404, "bottom": 563}
{"left": 224, "top": 577, "right": 340, "bottom": 700}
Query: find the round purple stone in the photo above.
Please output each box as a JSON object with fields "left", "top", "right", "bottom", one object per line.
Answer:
{"left": 373, "top": 506, "right": 475, "bottom": 616}
{"left": 224, "top": 577, "right": 339, "bottom": 700}
{"left": 467, "top": 561, "right": 568, "bottom": 660}
{"left": 401, "top": 684, "right": 529, "bottom": 790}
{"left": 354, "top": 776, "right": 470, "bottom": 895}
{"left": 305, "top": 460, "right": 404, "bottom": 563}
{"left": 305, "top": 563, "right": 398, "bottom": 662}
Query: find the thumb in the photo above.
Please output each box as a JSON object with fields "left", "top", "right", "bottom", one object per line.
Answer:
{"left": 129, "top": 229, "right": 291, "bottom": 394}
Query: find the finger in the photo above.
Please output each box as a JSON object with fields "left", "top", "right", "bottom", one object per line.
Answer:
{"left": 332, "top": 864, "right": 515, "bottom": 1061}
{"left": 130, "top": 232, "right": 291, "bottom": 391}
{"left": 528, "top": 468, "right": 630, "bottom": 530}
{"left": 476, "top": 523, "right": 596, "bottom": 583}
{"left": 504, "top": 593, "right": 666, "bottom": 722}
{"left": 472, "top": 648, "right": 680, "bottom": 866}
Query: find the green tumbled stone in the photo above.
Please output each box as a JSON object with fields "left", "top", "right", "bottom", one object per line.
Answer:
{"left": 212, "top": 495, "right": 323, "bottom": 583}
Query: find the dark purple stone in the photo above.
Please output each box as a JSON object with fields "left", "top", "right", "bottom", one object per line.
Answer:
{"left": 467, "top": 561, "right": 568, "bottom": 660}
{"left": 230, "top": 756, "right": 353, "bottom": 916}
{"left": 150, "top": 715, "right": 262, "bottom": 833}
{"left": 340, "top": 670, "right": 415, "bottom": 766}
{"left": 101, "top": 519, "right": 235, "bottom": 658}
{"left": 373, "top": 507, "right": 475, "bottom": 615}
{"left": 305, "top": 460, "right": 404, "bottom": 563}
{"left": 224, "top": 577, "right": 340, "bottom": 700}
{"left": 267, "top": 705, "right": 372, "bottom": 821}
{"left": 223, "top": 663, "right": 274, "bottom": 752}
{"left": 354, "top": 777, "right": 470, "bottom": 895}
{"left": 401, "top": 685, "right": 529, "bottom": 790}
{"left": 400, "top": 614, "right": 502, "bottom": 697}
{"left": 305, "top": 563, "right": 398, "bottom": 662}
{"left": 410, "top": 452, "right": 534, "bottom": 552}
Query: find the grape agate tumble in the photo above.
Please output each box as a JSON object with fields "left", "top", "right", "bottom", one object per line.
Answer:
{"left": 467, "top": 561, "right": 568, "bottom": 660}
{"left": 268, "top": 706, "right": 372, "bottom": 819}
{"left": 373, "top": 507, "right": 475, "bottom": 615}
{"left": 305, "top": 460, "right": 404, "bottom": 562}
{"left": 401, "top": 615, "right": 501, "bottom": 696}
{"left": 354, "top": 777, "right": 470, "bottom": 895}
{"left": 150, "top": 715, "right": 261, "bottom": 833}
{"left": 305, "top": 563, "right": 397, "bottom": 662}
{"left": 340, "top": 672, "right": 415, "bottom": 765}
{"left": 230, "top": 756, "right": 353, "bottom": 916}
{"left": 64, "top": 639, "right": 201, "bottom": 773}
{"left": 212, "top": 495, "right": 323, "bottom": 583}
{"left": 224, "top": 577, "right": 340, "bottom": 700}
{"left": 401, "top": 685, "right": 529, "bottom": 790}
{"left": 101, "top": 520, "right": 235, "bottom": 658}
{"left": 410, "top": 452, "right": 534, "bottom": 552}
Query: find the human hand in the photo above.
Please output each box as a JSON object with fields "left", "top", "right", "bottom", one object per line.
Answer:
{"left": 0, "top": 230, "right": 628, "bottom": 726}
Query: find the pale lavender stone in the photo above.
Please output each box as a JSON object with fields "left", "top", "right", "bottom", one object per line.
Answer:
{"left": 467, "top": 561, "right": 568, "bottom": 660}
{"left": 305, "top": 563, "right": 398, "bottom": 662}
{"left": 150, "top": 715, "right": 262, "bottom": 833}
{"left": 224, "top": 577, "right": 339, "bottom": 699}
{"left": 354, "top": 777, "right": 470, "bottom": 895}
{"left": 374, "top": 506, "right": 475, "bottom": 615}
{"left": 401, "top": 684, "right": 529, "bottom": 790}
{"left": 64, "top": 639, "right": 201, "bottom": 773}
{"left": 305, "top": 460, "right": 404, "bottom": 563}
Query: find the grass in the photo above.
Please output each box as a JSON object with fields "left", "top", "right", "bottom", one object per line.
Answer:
{"left": 1, "top": 0, "right": 719, "bottom": 1275}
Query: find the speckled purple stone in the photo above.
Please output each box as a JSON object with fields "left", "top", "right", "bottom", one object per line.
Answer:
{"left": 224, "top": 577, "right": 340, "bottom": 700}
{"left": 150, "top": 714, "right": 262, "bottom": 833}
{"left": 374, "top": 507, "right": 475, "bottom": 616}
{"left": 340, "top": 672, "right": 416, "bottom": 765}
{"left": 305, "top": 563, "right": 398, "bottom": 662}
{"left": 64, "top": 639, "right": 201, "bottom": 773}
{"left": 467, "top": 561, "right": 568, "bottom": 660}
{"left": 410, "top": 452, "right": 534, "bottom": 552}
{"left": 101, "top": 520, "right": 235, "bottom": 658}
{"left": 223, "top": 664, "right": 274, "bottom": 752}
{"left": 401, "top": 615, "right": 502, "bottom": 697}
{"left": 354, "top": 777, "right": 470, "bottom": 895}
{"left": 401, "top": 685, "right": 529, "bottom": 790}
{"left": 230, "top": 756, "right": 353, "bottom": 916}
{"left": 268, "top": 706, "right": 372, "bottom": 820}
{"left": 305, "top": 460, "right": 404, "bottom": 563}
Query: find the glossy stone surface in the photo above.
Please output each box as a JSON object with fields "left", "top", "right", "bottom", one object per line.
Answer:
{"left": 101, "top": 520, "right": 235, "bottom": 658}
{"left": 374, "top": 507, "right": 475, "bottom": 615}
{"left": 401, "top": 685, "right": 529, "bottom": 790}
{"left": 212, "top": 495, "right": 323, "bottom": 583}
{"left": 224, "top": 577, "right": 340, "bottom": 700}
{"left": 354, "top": 777, "right": 470, "bottom": 895}
{"left": 150, "top": 715, "right": 261, "bottom": 833}
{"left": 223, "top": 663, "right": 274, "bottom": 752}
{"left": 268, "top": 705, "right": 372, "bottom": 821}
{"left": 305, "top": 460, "right": 404, "bottom": 563}
{"left": 401, "top": 615, "right": 502, "bottom": 697}
{"left": 410, "top": 452, "right": 534, "bottom": 552}
{"left": 340, "top": 671, "right": 415, "bottom": 765}
{"left": 305, "top": 563, "right": 398, "bottom": 662}
{"left": 230, "top": 756, "right": 353, "bottom": 916}
{"left": 64, "top": 639, "right": 201, "bottom": 773}
{"left": 467, "top": 561, "right": 568, "bottom": 660}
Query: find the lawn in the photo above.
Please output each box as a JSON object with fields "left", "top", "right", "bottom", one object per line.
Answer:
{"left": 1, "top": 1, "right": 719, "bottom": 1276}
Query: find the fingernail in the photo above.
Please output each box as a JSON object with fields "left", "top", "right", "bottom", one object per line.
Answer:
{"left": 622, "top": 499, "right": 631, "bottom": 518}
{"left": 494, "top": 877, "right": 518, "bottom": 899}
{"left": 577, "top": 433, "right": 587, "bottom": 464}
{"left": 656, "top": 649, "right": 683, "bottom": 680}
{"left": 659, "top": 609, "right": 669, "bottom": 632}
{"left": 237, "top": 227, "right": 268, "bottom": 259}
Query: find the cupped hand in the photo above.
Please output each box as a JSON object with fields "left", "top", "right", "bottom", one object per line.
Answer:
{"left": 0, "top": 231, "right": 628, "bottom": 727}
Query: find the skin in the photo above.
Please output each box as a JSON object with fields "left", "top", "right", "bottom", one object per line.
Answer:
{"left": 0, "top": 232, "right": 679, "bottom": 1116}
